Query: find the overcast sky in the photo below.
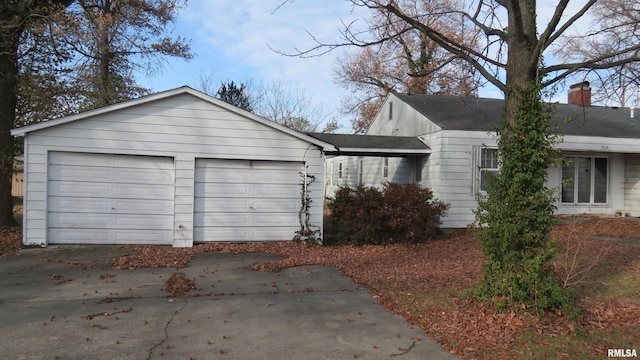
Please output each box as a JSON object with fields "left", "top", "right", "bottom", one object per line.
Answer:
{"left": 137, "top": 1, "right": 593, "bottom": 132}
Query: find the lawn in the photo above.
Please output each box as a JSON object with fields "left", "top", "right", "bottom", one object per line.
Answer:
{"left": 1, "top": 218, "right": 639, "bottom": 359}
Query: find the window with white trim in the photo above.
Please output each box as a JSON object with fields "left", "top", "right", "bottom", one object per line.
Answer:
{"left": 479, "top": 148, "right": 499, "bottom": 191}
{"left": 338, "top": 162, "right": 343, "bottom": 179}
{"left": 357, "top": 157, "right": 364, "bottom": 184}
{"left": 382, "top": 157, "right": 389, "bottom": 179}
{"left": 561, "top": 156, "right": 608, "bottom": 204}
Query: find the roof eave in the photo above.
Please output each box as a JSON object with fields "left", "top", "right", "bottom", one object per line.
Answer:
{"left": 324, "top": 147, "right": 431, "bottom": 156}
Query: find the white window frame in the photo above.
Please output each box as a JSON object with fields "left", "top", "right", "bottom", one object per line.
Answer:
{"left": 338, "top": 162, "right": 343, "bottom": 179}
{"left": 472, "top": 146, "right": 499, "bottom": 193}
{"left": 382, "top": 157, "right": 389, "bottom": 179}
{"left": 561, "top": 155, "right": 608, "bottom": 205}
{"left": 357, "top": 157, "right": 364, "bottom": 184}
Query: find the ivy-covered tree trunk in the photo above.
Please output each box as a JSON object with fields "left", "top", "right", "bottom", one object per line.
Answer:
{"left": 474, "top": 1, "right": 574, "bottom": 314}
{"left": 475, "top": 85, "right": 573, "bottom": 313}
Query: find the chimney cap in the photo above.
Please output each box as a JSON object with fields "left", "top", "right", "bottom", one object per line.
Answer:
{"left": 570, "top": 81, "right": 590, "bottom": 89}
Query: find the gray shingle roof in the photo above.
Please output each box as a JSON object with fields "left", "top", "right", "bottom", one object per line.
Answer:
{"left": 395, "top": 93, "right": 640, "bottom": 138}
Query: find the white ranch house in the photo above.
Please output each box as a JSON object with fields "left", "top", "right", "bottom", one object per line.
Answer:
{"left": 316, "top": 83, "right": 640, "bottom": 228}
{"left": 14, "top": 83, "right": 640, "bottom": 246}
{"left": 12, "top": 87, "right": 335, "bottom": 247}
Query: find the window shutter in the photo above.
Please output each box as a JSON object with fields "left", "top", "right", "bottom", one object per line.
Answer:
{"left": 470, "top": 145, "right": 480, "bottom": 194}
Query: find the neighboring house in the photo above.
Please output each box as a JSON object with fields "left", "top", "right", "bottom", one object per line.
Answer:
{"left": 318, "top": 82, "right": 640, "bottom": 228}
{"left": 12, "top": 87, "right": 334, "bottom": 247}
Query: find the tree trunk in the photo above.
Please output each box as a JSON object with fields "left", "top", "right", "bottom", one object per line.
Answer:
{"left": 0, "top": 24, "right": 22, "bottom": 226}
{"left": 503, "top": 0, "right": 540, "bottom": 127}
{"left": 0, "top": 1, "right": 74, "bottom": 226}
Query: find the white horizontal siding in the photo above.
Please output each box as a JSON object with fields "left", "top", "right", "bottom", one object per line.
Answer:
{"left": 418, "top": 131, "right": 495, "bottom": 227}
{"left": 21, "top": 93, "right": 325, "bottom": 246}
{"left": 367, "top": 94, "right": 442, "bottom": 136}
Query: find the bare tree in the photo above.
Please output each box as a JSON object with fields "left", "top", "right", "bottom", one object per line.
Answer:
{"left": 197, "top": 73, "right": 340, "bottom": 133}
{"left": 334, "top": 0, "right": 480, "bottom": 133}
{"left": 553, "top": 0, "right": 640, "bottom": 107}
{"left": 253, "top": 80, "right": 338, "bottom": 133}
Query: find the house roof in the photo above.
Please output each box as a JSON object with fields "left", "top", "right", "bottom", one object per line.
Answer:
{"left": 11, "top": 86, "right": 337, "bottom": 152}
{"left": 395, "top": 93, "right": 640, "bottom": 138}
{"left": 307, "top": 132, "right": 431, "bottom": 156}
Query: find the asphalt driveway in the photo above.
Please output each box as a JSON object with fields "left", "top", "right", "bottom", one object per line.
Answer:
{"left": 0, "top": 246, "right": 458, "bottom": 360}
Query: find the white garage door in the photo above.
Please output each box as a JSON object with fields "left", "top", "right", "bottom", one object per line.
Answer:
{"left": 194, "top": 159, "right": 303, "bottom": 242}
{"left": 47, "top": 152, "right": 174, "bottom": 245}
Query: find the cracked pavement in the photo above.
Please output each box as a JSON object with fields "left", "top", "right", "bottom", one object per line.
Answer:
{"left": 0, "top": 246, "right": 458, "bottom": 359}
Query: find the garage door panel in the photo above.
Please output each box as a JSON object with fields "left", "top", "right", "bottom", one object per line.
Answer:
{"left": 115, "top": 168, "right": 174, "bottom": 184}
{"left": 49, "top": 152, "right": 173, "bottom": 169}
{"left": 113, "top": 199, "right": 173, "bottom": 213}
{"left": 49, "top": 213, "right": 110, "bottom": 228}
{"left": 114, "top": 214, "right": 173, "bottom": 228}
{"left": 194, "top": 183, "right": 250, "bottom": 197}
{"left": 48, "top": 166, "right": 111, "bottom": 182}
{"left": 47, "top": 152, "right": 174, "bottom": 245}
{"left": 194, "top": 198, "right": 249, "bottom": 212}
{"left": 194, "top": 169, "right": 251, "bottom": 183}
{"left": 195, "top": 202, "right": 299, "bottom": 214}
{"left": 195, "top": 213, "right": 250, "bottom": 226}
{"left": 253, "top": 199, "right": 299, "bottom": 212}
{"left": 253, "top": 214, "right": 300, "bottom": 226}
{"left": 49, "top": 197, "right": 173, "bottom": 214}
{"left": 49, "top": 212, "right": 173, "bottom": 229}
{"left": 193, "top": 227, "right": 249, "bottom": 242}
{"left": 253, "top": 227, "right": 300, "bottom": 240}
{"left": 50, "top": 181, "right": 112, "bottom": 197}
{"left": 115, "top": 183, "right": 173, "bottom": 199}
{"left": 194, "top": 158, "right": 303, "bottom": 242}
{"left": 253, "top": 169, "right": 300, "bottom": 184}
{"left": 254, "top": 184, "right": 300, "bottom": 198}
{"left": 49, "top": 197, "right": 111, "bottom": 212}
{"left": 49, "top": 229, "right": 172, "bottom": 244}
{"left": 50, "top": 181, "right": 172, "bottom": 200}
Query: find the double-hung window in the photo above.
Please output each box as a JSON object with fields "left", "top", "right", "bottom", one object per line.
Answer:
{"left": 561, "top": 156, "right": 608, "bottom": 204}
{"left": 479, "top": 148, "right": 499, "bottom": 191}
{"left": 382, "top": 157, "right": 389, "bottom": 179}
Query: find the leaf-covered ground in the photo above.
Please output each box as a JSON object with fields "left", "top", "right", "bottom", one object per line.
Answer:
{"left": 0, "top": 226, "right": 22, "bottom": 260}
{"left": 2, "top": 218, "right": 639, "bottom": 359}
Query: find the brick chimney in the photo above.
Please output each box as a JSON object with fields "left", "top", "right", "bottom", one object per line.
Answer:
{"left": 568, "top": 81, "right": 591, "bottom": 106}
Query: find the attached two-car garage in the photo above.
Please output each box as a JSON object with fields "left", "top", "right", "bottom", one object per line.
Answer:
{"left": 13, "top": 87, "right": 331, "bottom": 247}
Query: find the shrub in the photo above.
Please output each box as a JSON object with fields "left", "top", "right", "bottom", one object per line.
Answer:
{"left": 326, "top": 182, "right": 448, "bottom": 245}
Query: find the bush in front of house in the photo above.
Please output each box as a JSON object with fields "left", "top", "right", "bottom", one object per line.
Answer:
{"left": 326, "top": 182, "right": 449, "bottom": 245}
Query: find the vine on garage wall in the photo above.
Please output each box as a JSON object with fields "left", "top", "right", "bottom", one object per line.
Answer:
{"left": 294, "top": 167, "right": 321, "bottom": 244}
